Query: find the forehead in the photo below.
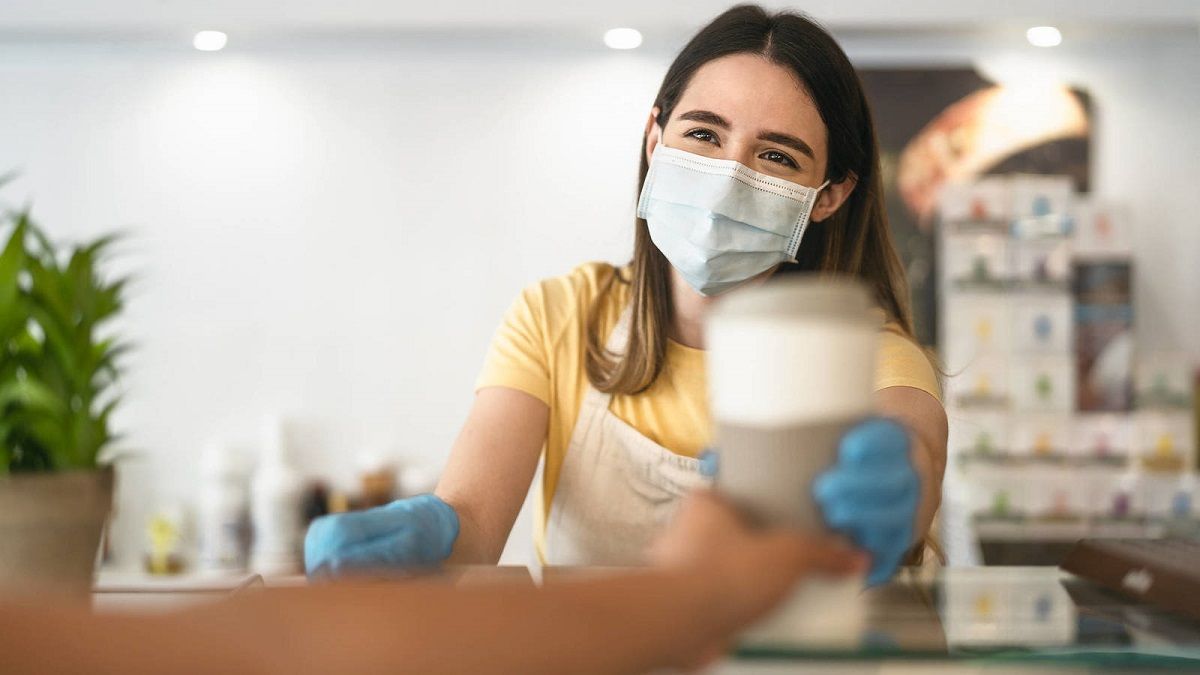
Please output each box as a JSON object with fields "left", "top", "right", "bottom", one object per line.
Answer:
{"left": 670, "top": 53, "right": 827, "bottom": 156}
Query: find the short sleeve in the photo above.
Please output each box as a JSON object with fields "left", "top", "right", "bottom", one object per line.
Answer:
{"left": 475, "top": 284, "right": 553, "bottom": 405}
{"left": 874, "top": 326, "right": 942, "bottom": 403}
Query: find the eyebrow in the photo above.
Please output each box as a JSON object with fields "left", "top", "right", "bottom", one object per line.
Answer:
{"left": 676, "top": 109, "right": 816, "bottom": 161}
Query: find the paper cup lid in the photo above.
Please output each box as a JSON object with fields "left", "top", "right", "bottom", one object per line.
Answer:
{"left": 709, "top": 275, "right": 877, "bottom": 327}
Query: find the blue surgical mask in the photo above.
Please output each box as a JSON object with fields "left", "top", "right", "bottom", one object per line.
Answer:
{"left": 636, "top": 145, "right": 829, "bottom": 296}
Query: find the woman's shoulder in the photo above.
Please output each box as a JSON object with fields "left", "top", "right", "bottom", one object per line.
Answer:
{"left": 551, "top": 260, "right": 626, "bottom": 294}
{"left": 528, "top": 261, "right": 628, "bottom": 313}
{"left": 513, "top": 261, "right": 628, "bottom": 341}
{"left": 875, "top": 320, "right": 942, "bottom": 402}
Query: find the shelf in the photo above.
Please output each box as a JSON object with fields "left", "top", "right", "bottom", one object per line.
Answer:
{"left": 948, "top": 278, "right": 1070, "bottom": 294}
{"left": 956, "top": 452, "right": 1127, "bottom": 468}
{"left": 952, "top": 394, "right": 1011, "bottom": 411}
{"left": 1134, "top": 398, "right": 1195, "bottom": 412}
{"left": 943, "top": 218, "right": 1011, "bottom": 234}
{"left": 942, "top": 215, "right": 1073, "bottom": 238}
{"left": 972, "top": 516, "right": 1182, "bottom": 542}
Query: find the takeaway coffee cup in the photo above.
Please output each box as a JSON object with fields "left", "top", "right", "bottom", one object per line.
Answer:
{"left": 707, "top": 277, "right": 880, "bottom": 530}
{"left": 706, "top": 276, "right": 880, "bottom": 646}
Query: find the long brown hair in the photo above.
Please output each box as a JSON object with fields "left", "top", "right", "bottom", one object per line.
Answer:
{"left": 586, "top": 4, "right": 915, "bottom": 395}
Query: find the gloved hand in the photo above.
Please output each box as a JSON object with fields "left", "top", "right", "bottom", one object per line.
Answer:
{"left": 814, "top": 418, "right": 919, "bottom": 585}
{"left": 304, "top": 493, "right": 460, "bottom": 578}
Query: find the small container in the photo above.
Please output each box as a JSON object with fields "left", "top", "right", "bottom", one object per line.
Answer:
{"left": 1111, "top": 471, "right": 1140, "bottom": 520}
{"left": 250, "top": 416, "right": 305, "bottom": 576}
{"left": 197, "top": 442, "right": 250, "bottom": 574}
{"left": 356, "top": 450, "right": 398, "bottom": 509}
{"left": 1171, "top": 474, "right": 1195, "bottom": 520}
{"left": 145, "top": 505, "right": 189, "bottom": 575}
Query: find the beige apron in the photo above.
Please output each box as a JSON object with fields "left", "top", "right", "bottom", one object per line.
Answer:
{"left": 543, "top": 307, "right": 712, "bottom": 566}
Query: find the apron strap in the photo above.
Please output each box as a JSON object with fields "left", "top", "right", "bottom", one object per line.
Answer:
{"left": 579, "top": 303, "right": 634, "bottom": 412}
{"left": 605, "top": 304, "right": 634, "bottom": 355}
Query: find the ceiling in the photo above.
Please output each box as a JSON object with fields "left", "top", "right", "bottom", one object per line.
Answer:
{"left": 0, "top": 0, "right": 1197, "bottom": 36}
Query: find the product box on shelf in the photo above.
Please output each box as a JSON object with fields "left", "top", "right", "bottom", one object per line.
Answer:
{"left": 964, "top": 465, "right": 1026, "bottom": 521}
{"left": 1025, "top": 466, "right": 1088, "bottom": 521}
{"left": 1011, "top": 413, "right": 1073, "bottom": 459}
{"left": 944, "top": 229, "right": 1012, "bottom": 288}
{"left": 948, "top": 353, "right": 1011, "bottom": 409}
{"left": 1012, "top": 237, "right": 1071, "bottom": 287}
{"left": 1136, "top": 353, "right": 1195, "bottom": 410}
{"left": 1071, "top": 413, "right": 1132, "bottom": 463}
{"left": 1135, "top": 410, "right": 1195, "bottom": 472}
{"left": 1011, "top": 174, "right": 1074, "bottom": 227}
{"left": 1010, "top": 355, "right": 1076, "bottom": 412}
{"left": 1088, "top": 467, "right": 1143, "bottom": 520}
{"left": 1073, "top": 261, "right": 1133, "bottom": 412}
{"left": 938, "top": 177, "right": 1013, "bottom": 224}
{"left": 942, "top": 293, "right": 1011, "bottom": 371}
{"left": 951, "top": 409, "right": 1012, "bottom": 459}
{"left": 1072, "top": 200, "right": 1131, "bottom": 259}
{"left": 1011, "top": 294, "right": 1073, "bottom": 354}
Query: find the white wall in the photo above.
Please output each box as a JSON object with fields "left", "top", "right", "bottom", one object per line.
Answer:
{"left": 1, "top": 28, "right": 1197, "bottom": 567}
{"left": 0, "top": 42, "right": 667, "bottom": 565}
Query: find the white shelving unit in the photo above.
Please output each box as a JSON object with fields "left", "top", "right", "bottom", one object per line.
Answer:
{"left": 935, "top": 176, "right": 1197, "bottom": 565}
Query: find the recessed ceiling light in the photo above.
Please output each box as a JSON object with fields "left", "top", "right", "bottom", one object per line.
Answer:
{"left": 1026, "top": 26, "right": 1062, "bottom": 48}
{"left": 193, "top": 30, "right": 228, "bottom": 52}
{"left": 604, "top": 28, "right": 643, "bottom": 50}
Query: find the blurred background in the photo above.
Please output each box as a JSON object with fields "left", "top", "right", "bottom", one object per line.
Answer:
{"left": 1, "top": 0, "right": 1197, "bottom": 573}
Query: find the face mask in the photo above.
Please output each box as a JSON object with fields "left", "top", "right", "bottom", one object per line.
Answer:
{"left": 636, "top": 145, "right": 829, "bottom": 296}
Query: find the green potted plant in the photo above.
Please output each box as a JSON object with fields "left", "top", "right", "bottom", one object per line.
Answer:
{"left": 0, "top": 203, "right": 128, "bottom": 600}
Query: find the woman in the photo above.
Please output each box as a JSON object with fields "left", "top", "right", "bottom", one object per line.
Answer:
{"left": 306, "top": 5, "right": 947, "bottom": 584}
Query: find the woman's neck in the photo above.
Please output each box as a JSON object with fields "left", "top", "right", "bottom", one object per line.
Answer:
{"left": 665, "top": 267, "right": 780, "bottom": 350}
{"left": 668, "top": 270, "right": 711, "bottom": 350}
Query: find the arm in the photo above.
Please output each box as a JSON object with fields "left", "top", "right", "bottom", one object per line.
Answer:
{"left": 435, "top": 386, "right": 549, "bottom": 564}
{"left": 875, "top": 385, "right": 948, "bottom": 546}
{"left": 304, "top": 387, "right": 546, "bottom": 574}
{"left": 1, "top": 494, "right": 864, "bottom": 675}
{"left": 813, "top": 385, "right": 947, "bottom": 583}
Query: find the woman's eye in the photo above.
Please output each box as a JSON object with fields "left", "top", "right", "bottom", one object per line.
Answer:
{"left": 686, "top": 128, "right": 719, "bottom": 145}
{"left": 761, "top": 150, "right": 797, "bottom": 168}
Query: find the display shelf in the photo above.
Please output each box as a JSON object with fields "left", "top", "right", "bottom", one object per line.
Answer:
{"left": 938, "top": 175, "right": 1197, "bottom": 564}
{"left": 952, "top": 395, "right": 1011, "bottom": 411}
{"left": 943, "top": 218, "right": 1011, "bottom": 234}
{"left": 972, "top": 517, "right": 1175, "bottom": 542}
{"left": 956, "top": 451, "right": 1126, "bottom": 469}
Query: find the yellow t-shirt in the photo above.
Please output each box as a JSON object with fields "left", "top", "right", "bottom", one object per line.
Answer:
{"left": 475, "top": 262, "right": 941, "bottom": 559}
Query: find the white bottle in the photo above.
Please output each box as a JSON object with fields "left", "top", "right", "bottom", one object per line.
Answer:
{"left": 250, "top": 416, "right": 305, "bottom": 576}
{"left": 197, "top": 442, "right": 249, "bottom": 574}
{"left": 1172, "top": 473, "right": 1196, "bottom": 519}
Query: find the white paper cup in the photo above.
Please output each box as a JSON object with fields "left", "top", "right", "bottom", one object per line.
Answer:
{"left": 706, "top": 276, "right": 880, "bottom": 648}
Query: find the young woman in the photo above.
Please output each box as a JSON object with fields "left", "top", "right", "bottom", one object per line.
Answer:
{"left": 305, "top": 5, "right": 947, "bottom": 585}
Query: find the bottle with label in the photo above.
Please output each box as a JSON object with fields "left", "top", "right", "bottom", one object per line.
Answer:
{"left": 197, "top": 441, "right": 249, "bottom": 574}
{"left": 250, "top": 416, "right": 305, "bottom": 576}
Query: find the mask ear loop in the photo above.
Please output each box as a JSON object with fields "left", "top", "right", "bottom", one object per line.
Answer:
{"left": 784, "top": 180, "right": 833, "bottom": 264}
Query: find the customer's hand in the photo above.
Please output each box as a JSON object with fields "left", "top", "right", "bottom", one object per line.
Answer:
{"left": 304, "top": 494, "right": 460, "bottom": 578}
{"left": 814, "top": 417, "right": 919, "bottom": 585}
{"left": 649, "top": 491, "right": 866, "bottom": 628}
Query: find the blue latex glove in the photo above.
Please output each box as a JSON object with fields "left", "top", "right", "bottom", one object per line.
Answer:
{"left": 814, "top": 418, "right": 919, "bottom": 585}
{"left": 304, "top": 493, "right": 460, "bottom": 578}
{"left": 698, "top": 449, "right": 719, "bottom": 477}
